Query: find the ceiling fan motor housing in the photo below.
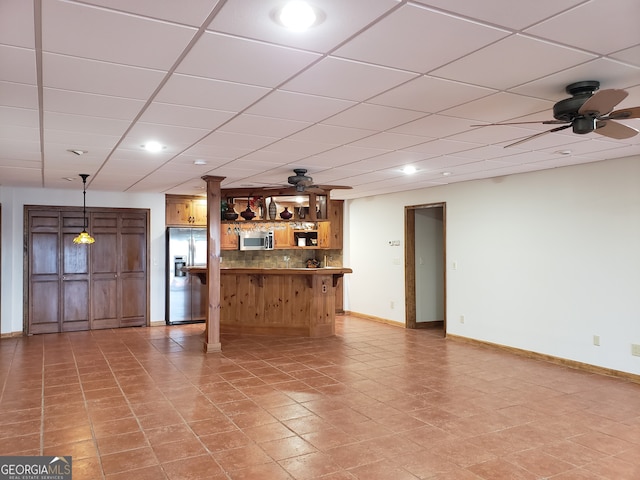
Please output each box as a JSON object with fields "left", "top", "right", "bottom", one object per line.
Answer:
{"left": 552, "top": 81, "right": 601, "bottom": 133}
{"left": 288, "top": 168, "right": 313, "bottom": 188}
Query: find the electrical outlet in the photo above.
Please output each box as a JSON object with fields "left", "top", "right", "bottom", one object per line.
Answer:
{"left": 459, "top": 315, "right": 465, "bottom": 324}
{"left": 632, "top": 344, "right": 640, "bottom": 357}
{"left": 390, "top": 301, "right": 395, "bottom": 309}
{"left": 593, "top": 335, "right": 600, "bottom": 346}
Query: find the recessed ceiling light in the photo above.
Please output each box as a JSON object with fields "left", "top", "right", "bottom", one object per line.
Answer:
{"left": 275, "top": 1, "right": 324, "bottom": 31}
{"left": 193, "top": 159, "right": 207, "bottom": 166}
{"left": 67, "top": 149, "right": 87, "bottom": 156}
{"left": 402, "top": 165, "right": 417, "bottom": 175}
{"left": 442, "top": 171, "right": 452, "bottom": 176}
{"left": 141, "top": 141, "right": 165, "bottom": 153}
{"left": 63, "top": 177, "right": 75, "bottom": 182}
{"left": 556, "top": 150, "right": 572, "bottom": 155}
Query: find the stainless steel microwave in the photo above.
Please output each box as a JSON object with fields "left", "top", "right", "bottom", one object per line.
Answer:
{"left": 239, "top": 230, "right": 274, "bottom": 251}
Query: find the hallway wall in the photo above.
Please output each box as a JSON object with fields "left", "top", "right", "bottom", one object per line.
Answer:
{"left": 344, "top": 155, "right": 640, "bottom": 375}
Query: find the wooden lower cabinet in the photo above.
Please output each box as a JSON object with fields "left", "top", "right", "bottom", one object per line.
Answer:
{"left": 26, "top": 207, "right": 149, "bottom": 334}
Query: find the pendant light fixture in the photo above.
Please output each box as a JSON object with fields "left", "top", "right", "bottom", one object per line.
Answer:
{"left": 73, "top": 173, "right": 95, "bottom": 245}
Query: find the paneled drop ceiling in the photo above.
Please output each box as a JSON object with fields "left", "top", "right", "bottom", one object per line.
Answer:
{"left": 0, "top": 0, "right": 639, "bottom": 199}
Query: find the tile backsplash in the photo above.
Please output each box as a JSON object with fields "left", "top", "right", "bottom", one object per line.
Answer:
{"left": 221, "top": 249, "right": 343, "bottom": 268}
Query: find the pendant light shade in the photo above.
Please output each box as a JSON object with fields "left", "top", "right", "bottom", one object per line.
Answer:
{"left": 73, "top": 173, "right": 95, "bottom": 245}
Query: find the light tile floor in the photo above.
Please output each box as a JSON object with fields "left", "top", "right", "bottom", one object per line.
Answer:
{"left": 1, "top": 316, "right": 640, "bottom": 479}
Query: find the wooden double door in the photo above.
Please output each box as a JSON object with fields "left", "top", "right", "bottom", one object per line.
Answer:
{"left": 26, "top": 206, "right": 149, "bottom": 334}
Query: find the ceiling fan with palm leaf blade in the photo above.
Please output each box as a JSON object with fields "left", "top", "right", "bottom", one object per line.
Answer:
{"left": 267, "top": 168, "right": 352, "bottom": 193}
{"left": 472, "top": 81, "right": 640, "bottom": 147}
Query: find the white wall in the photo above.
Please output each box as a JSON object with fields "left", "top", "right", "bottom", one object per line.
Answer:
{"left": 345, "top": 156, "right": 640, "bottom": 375}
{"left": 0, "top": 186, "right": 166, "bottom": 334}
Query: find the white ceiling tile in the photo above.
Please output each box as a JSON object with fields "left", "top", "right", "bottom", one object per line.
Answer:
{"left": 262, "top": 138, "right": 338, "bottom": 158}
{"left": 42, "top": 1, "right": 197, "bottom": 70}
{"left": 100, "top": 153, "right": 170, "bottom": 174}
{"left": 567, "top": 144, "right": 640, "bottom": 161}
{"left": 511, "top": 59, "right": 640, "bottom": 101}
{"left": 41, "top": 131, "right": 121, "bottom": 151}
{"left": 414, "top": 155, "right": 487, "bottom": 172}
{"left": 246, "top": 90, "right": 354, "bottom": 123}
{"left": 390, "top": 114, "right": 471, "bottom": 138}
{"left": 442, "top": 92, "right": 554, "bottom": 123}
{"left": 323, "top": 104, "right": 425, "bottom": 130}
{"left": 413, "top": 0, "right": 585, "bottom": 30}
{"left": 0, "top": 81, "right": 38, "bottom": 109}
{"left": 219, "top": 114, "right": 310, "bottom": 137}
{"left": 448, "top": 125, "right": 543, "bottom": 145}
{"left": 369, "top": 76, "right": 495, "bottom": 113}
{"left": 44, "top": 88, "right": 145, "bottom": 120}
{"left": 207, "top": 0, "right": 402, "bottom": 52}
{"left": 282, "top": 57, "right": 417, "bottom": 101}
{"left": 404, "top": 138, "right": 480, "bottom": 156}
{"left": 177, "top": 32, "right": 321, "bottom": 87}
{"left": 237, "top": 149, "right": 301, "bottom": 165}
{"left": 306, "top": 146, "right": 390, "bottom": 168}
{"left": 525, "top": 0, "right": 640, "bottom": 55}
{"left": 611, "top": 45, "right": 640, "bottom": 69}
{"left": 140, "top": 102, "right": 236, "bottom": 130}
{"left": 431, "top": 34, "right": 596, "bottom": 90}
{"left": 450, "top": 144, "right": 528, "bottom": 161}
{"left": 168, "top": 154, "right": 228, "bottom": 169}
{"left": 43, "top": 53, "right": 166, "bottom": 99}
{"left": 0, "top": 45, "right": 36, "bottom": 84}
{"left": 348, "top": 132, "right": 429, "bottom": 150}
{"left": 288, "top": 124, "right": 375, "bottom": 144}
{"left": 79, "top": 0, "right": 219, "bottom": 27}
{"left": 120, "top": 122, "right": 211, "bottom": 152}
{"left": 183, "top": 142, "right": 255, "bottom": 161}
{"left": 538, "top": 138, "right": 623, "bottom": 156}
{"left": 0, "top": 106, "right": 38, "bottom": 128}
{"left": 0, "top": 124, "right": 39, "bottom": 143}
{"left": 0, "top": 0, "right": 35, "bottom": 48}
{"left": 198, "top": 131, "right": 277, "bottom": 150}
{"left": 0, "top": 166, "right": 42, "bottom": 187}
{"left": 0, "top": 142, "right": 41, "bottom": 162}
{"left": 347, "top": 151, "right": 431, "bottom": 171}
{"left": 44, "top": 112, "right": 130, "bottom": 137}
{"left": 334, "top": 3, "right": 509, "bottom": 73}
{"left": 156, "top": 73, "right": 270, "bottom": 111}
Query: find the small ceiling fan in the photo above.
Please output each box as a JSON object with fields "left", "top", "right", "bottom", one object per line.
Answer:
{"left": 273, "top": 168, "right": 351, "bottom": 193}
{"left": 472, "top": 81, "right": 640, "bottom": 147}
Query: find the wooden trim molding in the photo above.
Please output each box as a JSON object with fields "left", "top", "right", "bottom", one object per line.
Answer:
{"left": 447, "top": 334, "right": 640, "bottom": 384}
{"left": 348, "top": 311, "right": 405, "bottom": 328}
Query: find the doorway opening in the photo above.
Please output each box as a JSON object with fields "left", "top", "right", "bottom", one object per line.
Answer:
{"left": 404, "top": 203, "right": 446, "bottom": 336}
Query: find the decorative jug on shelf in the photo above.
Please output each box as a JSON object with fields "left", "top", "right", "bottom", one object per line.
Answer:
{"left": 268, "top": 198, "right": 277, "bottom": 220}
{"left": 280, "top": 206, "right": 292, "bottom": 220}
{"left": 240, "top": 207, "right": 255, "bottom": 220}
{"left": 223, "top": 203, "right": 239, "bottom": 220}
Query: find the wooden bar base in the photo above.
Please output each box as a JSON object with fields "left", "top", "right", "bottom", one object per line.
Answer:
{"left": 221, "top": 268, "right": 351, "bottom": 337}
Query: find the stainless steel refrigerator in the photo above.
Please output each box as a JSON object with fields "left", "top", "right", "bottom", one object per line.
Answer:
{"left": 166, "top": 227, "right": 207, "bottom": 324}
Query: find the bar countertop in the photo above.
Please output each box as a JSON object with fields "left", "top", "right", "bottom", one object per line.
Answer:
{"left": 182, "top": 266, "right": 352, "bottom": 277}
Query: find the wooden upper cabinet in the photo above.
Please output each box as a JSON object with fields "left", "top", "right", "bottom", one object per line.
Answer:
{"left": 317, "top": 222, "right": 330, "bottom": 248}
{"left": 327, "top": 200, "right": 344, "bottom": 249}
{"left": 221, "top": 225, "right": 239, "bottom": 251}
{"left": 166, "top": 195, "right": 207, "bottom": 226}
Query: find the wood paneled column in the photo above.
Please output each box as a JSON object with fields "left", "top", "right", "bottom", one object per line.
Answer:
{"left": 201, "top": 175, "right": 225, "bottom": 353}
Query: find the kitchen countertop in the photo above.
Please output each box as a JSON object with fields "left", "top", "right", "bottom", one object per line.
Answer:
{"left": 182, "top": 266, "right": 352, "bottom": 274}
{"left": 181, "top": 266, "right": 352, "bottom": 284}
